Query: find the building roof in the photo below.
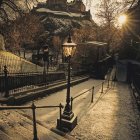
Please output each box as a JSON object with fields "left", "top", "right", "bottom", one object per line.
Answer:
{"left": 78, "top": 41, "right": 107, "bottom": 46}
{"left": 36, "top": 8, "right": 85, "bottom": 18}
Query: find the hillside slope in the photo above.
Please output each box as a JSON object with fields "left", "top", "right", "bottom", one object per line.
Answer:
{"left": 0, "top": 51, "right": 43, "bottom": 73}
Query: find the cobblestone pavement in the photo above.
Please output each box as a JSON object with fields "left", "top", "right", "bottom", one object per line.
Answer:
{"left": 70, "top": 82, "right": 140, "bottom": 140}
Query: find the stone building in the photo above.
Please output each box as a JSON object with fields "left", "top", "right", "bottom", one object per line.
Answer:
{"left": 47, "top": 0, "right": 66, "bottom": 6}
{"left": 67, "top": 0, "right": 86, "bottom": 13}
{"left": 46, "top": 0, "right": 66, "bottom": 11}
{"left": 33, "top": 0, "right": 92, "bottom": 20}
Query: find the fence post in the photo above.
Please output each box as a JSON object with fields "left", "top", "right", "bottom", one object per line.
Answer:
{"left": 107, "top": 79, "right": 109, "bottom": 88}
{"left": 91, "top": 86, "right": 94, "bottom": 103}
{"left": 32, "top": 103, "right": 38, "bottom": 140}
{"left": 59, "top": 103, "right": 63, "bottom": 129}
{"left": 107, "top": 71, "right": 111, "bottom": 88}
{"left": 71, "top": 97, "right": 73, "bottom": 110}
{"left": 101, "top": 82, "right": 104, "bottom": 93}
{"left": 4, "top": 65, "right": 9, "bottom": 97}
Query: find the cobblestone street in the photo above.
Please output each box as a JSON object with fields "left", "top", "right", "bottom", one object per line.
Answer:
{"left": 70, "top": 82, "right": 140, "bottom": 140}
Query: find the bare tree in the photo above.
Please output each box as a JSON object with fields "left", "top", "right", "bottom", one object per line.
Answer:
{"left": 73, "top": 27, "right": 96, "bottom": 43}
{"left": 0, "top": 0, "right": 22, "bottom": 22}
{"left": 4, "top": 13, "right": 44, "bottom": 51}
{"left": 0, "top": 0, "right": 39, "bottom": 22}
{"left": 95, "top": 0, "right": 136, "bottom": 52}
{"left": 24, "top": 0, "right": 38, "bottom": 11}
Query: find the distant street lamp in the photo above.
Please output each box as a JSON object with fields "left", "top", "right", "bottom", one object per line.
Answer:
{"left": 57, "top": 33, "right": 77, "bottom": 131}
{"left": 43, "top": 45, "right": 49, "bottom": 83}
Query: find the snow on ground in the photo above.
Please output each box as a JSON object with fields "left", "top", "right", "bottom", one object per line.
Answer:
{"left": 70, "top": 82, "right": 140, "bottom": 140}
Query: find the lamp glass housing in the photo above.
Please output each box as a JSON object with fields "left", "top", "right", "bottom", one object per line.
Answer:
{"left": 63, "top": 42, "right": 76, "bottom": 57}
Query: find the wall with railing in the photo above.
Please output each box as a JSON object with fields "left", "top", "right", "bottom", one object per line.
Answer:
{"left": 0, "top": 65, "right": 65, "bottom": 97}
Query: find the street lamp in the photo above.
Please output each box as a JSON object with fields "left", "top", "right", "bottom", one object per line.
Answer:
{"left": 57, "top": 33, "right": 77, "bottom": 131}
{"left": 43, "top": 45, "right": 49, "bottom": 84}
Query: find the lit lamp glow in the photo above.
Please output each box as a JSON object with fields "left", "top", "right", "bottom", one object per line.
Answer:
{"left": 63, "top": 42, "right": 76, "bottom": 57}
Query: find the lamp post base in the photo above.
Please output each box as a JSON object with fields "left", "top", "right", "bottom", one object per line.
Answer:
{"left": 57, "top": 116, "right": 77, "bottom": 132}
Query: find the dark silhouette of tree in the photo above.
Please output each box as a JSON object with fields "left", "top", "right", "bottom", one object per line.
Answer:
{"left": 4, "top": 13, "right": 44, "bottom": 51}
{"left": 0, "top": 0, "right": 39, "bottom": 22}
{"left": 0, "top": 0, "right": 22, "bottom": 22}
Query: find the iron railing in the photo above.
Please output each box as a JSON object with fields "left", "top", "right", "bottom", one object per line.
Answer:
{"left": 0, "top": 103, "right": 64, "bottom": 140}
{"left": 71, "top": 81, "right": 104, "bottom": 111}
{"left": 70, "top": 69, "right": 115, "bottom": 111}
{"left": 0, "top": 65, "right": 65, "bottom": 97}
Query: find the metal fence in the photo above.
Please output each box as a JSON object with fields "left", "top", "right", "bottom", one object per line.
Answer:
{"left": 0, "top": 65, "right": 65, "bottom": 97}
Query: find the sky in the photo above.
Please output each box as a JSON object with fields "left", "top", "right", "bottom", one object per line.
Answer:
{"left": 82, "top": 0, "right": 99, "bottom": 21}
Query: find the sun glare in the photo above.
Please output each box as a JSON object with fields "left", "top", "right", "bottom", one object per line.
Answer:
{"left": 118, "top": 15, "right": 127, "bottom": 25}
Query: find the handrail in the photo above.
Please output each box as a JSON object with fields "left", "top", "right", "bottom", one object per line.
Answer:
{"left": 71, "top": 81, "right": 105, "bottom": 111}
{"left": 73, "top": 81, "right": 104, "bottom": 100}
{"left": 73, "top": 88, "right": 92, "bottom": 100}
{"left": 0, "top": 103, "right": 64, "bottom": 140}
{"left": 0, "top": 105, "right": 63, "bottom": 110}
{"left": 71, "top": 68, "right": 113, "bottom": 111}
{"left": 94, "top": 81, "right": 104, "bottom": 88}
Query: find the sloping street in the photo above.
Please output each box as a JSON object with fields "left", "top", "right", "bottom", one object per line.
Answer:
{"left": 70, "top": 82, "right": 140, "bottom": 140}
{"left": 24, "top": 79, "right": 103, "bottom": 129}
{"left": 22, "top": 78, "right": 140, "bottom": 140}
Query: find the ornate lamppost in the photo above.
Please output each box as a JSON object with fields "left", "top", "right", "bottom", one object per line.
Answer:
{"left": 57, "top": 34, "right": 77, "bottom": 131}
{"left": 43, "top": 45, "right": 49, "bottom": 84}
